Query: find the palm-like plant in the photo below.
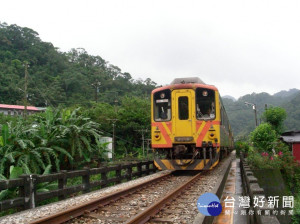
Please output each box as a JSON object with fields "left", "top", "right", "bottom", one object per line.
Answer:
{"left": 0, "top": 121, "right": 53, "bottom": 175}
{"left": 0, "top": 107, "right": 103, "bottom": 176}
{"left": 58, "top": 108, "right": 102, "bottom": 168}
{"left": 0, "top": 166, "right": 23, "bottom": 201}
{"left": 33, "top": 109, "right": 73, "bottom": 171}
{"left": 33, "top": 108, "right": 103, "bottom": 169}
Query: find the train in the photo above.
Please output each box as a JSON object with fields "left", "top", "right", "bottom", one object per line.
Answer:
{"left": 151, "top": 77, "right": 234, "bottom": 170}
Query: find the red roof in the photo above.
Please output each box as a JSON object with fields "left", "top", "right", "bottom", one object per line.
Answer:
{"left": 0, "top": 104, "right": 40, "bottom": 111}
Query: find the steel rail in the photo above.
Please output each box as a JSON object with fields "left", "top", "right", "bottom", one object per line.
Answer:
{"left": 30, "top": 172, "right": 172, "bottom": 224}
{"left": 125, "top": 172, "right": 202, "bottom": 224}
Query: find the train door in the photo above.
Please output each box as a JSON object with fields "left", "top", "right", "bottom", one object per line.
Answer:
{"left": 173, "top": 89, "right": 194, "bottom": 140}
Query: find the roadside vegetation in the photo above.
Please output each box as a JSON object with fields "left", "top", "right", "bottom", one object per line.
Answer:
{"left": 0, "top": 101, "right": 151, "bottom": 216}
{"left": 0, "top": 108, "right": 102, "bottom": 176}
{"left": 0, "top": 98, "right": 152, "bottom": 177}
{"left": 236, "top": 106, "right": 300, "bottom": 223}
{"left": 0, "top": 22, "right": 153, "bottom": 216}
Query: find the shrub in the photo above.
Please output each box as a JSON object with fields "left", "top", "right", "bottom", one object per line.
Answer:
{"left": 250, "top": 123, "right": 277, "bottom": 152}
{"left": 235, "top": 141, "right": 250, "bottom": 155}
{"left": 262, "top": 106, "right": 287, "bottom": 134}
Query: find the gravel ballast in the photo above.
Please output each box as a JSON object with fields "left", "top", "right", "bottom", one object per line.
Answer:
{"left": 0, "top": 170, "right": 170, "bottom": 224}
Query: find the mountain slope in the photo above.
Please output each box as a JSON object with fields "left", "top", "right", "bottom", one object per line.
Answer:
{"left": 223, "top": 90, "right": 300, "bottom": 138}
{"left": 0, "top": 22, "right": 157, "bottom": 107}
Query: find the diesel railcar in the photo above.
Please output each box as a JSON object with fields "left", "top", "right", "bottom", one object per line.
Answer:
{"left": 151, "top": 77, "right": 234, "bottom": 170}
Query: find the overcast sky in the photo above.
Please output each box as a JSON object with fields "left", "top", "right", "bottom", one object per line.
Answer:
{"left": 1, "top": 0, "right": 300, "bottom": 99}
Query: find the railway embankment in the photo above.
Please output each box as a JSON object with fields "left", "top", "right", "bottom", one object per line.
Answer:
{"left": 1, "top": 153, "right": 257, "bottom": 224}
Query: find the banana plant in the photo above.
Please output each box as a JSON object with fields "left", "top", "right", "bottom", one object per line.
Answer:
{"left": 0, "top": 166, "right": 23, "bottom": 201}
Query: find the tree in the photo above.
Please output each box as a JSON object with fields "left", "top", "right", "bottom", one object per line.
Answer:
{"left": 58, "top": 108, "right": 103, "bottom": 168}
{"left": 250, "top": 123, "right": 277, "bottom": 152}
{"left": 0, "top": 121, "right": 54, "bottom": 175}
{"left": 262, "top": 106, "right": 287, "bottom": 134}
{"left": 116, "top": 96, "right": 151, "bottom": 156}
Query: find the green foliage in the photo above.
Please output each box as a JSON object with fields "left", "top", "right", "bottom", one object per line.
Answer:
{"left": 247, "top": 141, "right": 300, "bottom": 222}
{"left": 0, "top": 21, "right": 155, "bottom": 167}
{"left": 282, "top": 92, "right": 300, "bottom": 131}
{"left": 0, "top": 22, "right": 157, "bottom": 107}
{"left": 235, "top": 141, "right": 250, "bottom": 155}
{"left": 223, "top": 90, "right": 300, "bottom": 138}
{"left": 0, "top": 118, "right": 67, "bottom": 175}
{"left": 115, "top": 96, "right": 150, "bottom": 155}
{"left": 247, "top": 150, "right": 282, "bottom": 169}
{"left": 36, "top": 165, "right": 58, "bottom": 193}
{"left": 292, "top": 194, "right": 300, "bottom": 224}
{"left": 0, "top": 166, "right": 23, "bottom": 201}
{"left": 0, "top": 107, "right": 107, "bottom": 177}
{"left": 262, "top": 106, "right": 287, "bottom": 134}
{"left": 250, "top": 123, "right": 277, "bottom": 152}
{"left": 83, "top": 96, "right": 151, "bottom": 157}
{"left": 32, "top": 108, "right": 103, "bottom": 170}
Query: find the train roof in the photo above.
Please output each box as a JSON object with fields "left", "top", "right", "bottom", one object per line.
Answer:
{"left": 170, "top": 77, "right": 205, "bottom": 85}
{"left": 152, "top": 77, "right": 218, "bottom": 94}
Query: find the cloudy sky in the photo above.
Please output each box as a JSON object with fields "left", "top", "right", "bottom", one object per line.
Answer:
{"left": 1, "top": 0, "right": 299, "bottom": 99}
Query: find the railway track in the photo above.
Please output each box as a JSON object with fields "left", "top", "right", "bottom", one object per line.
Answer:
{"left": 30, "top": 156, "right": 232, "bottom": 224}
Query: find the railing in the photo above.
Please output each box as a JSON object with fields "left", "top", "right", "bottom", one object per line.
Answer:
{"left": 240, "top": 153, "right": 280, "bottom": 224}
{"left": 0, "top": 161, "right": 156, "bottom": 212}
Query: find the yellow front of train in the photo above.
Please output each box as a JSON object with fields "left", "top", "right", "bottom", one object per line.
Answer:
{"left": 151, "top": 77, "right": 224, "bottom": 170}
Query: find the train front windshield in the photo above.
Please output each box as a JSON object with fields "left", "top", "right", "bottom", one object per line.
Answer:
{"left": 154, "top": 90, "right": 171, "bottom": 121}
{"left": 196, "top": 88, "right": 215, "bottom": 120}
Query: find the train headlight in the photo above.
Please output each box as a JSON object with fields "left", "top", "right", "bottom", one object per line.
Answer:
{"left": 208, "top": 126, "right": 216, "bottom": 140}
{"left": 154, "top": 131, "right": 161, "bottom": 141}
{"left": 208, "top": 130, "right": 216, "bottom": 140}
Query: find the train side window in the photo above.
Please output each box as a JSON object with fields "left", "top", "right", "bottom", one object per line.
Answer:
{"left": 196, "top": 88, "right": 215, "bottom": 120}
{"left": 154, "top": 90, "right": 171, "bottom": 121}
{"left": 178, "top": 96, "right": 189, "bottom": 120}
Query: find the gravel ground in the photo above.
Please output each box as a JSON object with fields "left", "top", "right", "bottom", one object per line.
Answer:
{"left": 0, "top": 170, "right": 171, "bottom": 224}
{"left": 147, "top": 154, "right": 234, "bottom": 224}
{"left": 66, "top": 174, "right": 192, "bottom": 224}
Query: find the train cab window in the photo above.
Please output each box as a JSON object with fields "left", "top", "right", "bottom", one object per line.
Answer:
{"left": 196, "top": 88, "right": 215, "bottom": 120}
{"left": 178, "top": 96, "right": 189, "bottom": 120}
{"left": 154, "top": 90, "right": 171, "bottom": 121}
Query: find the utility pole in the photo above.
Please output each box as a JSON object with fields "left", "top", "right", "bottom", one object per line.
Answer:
{"left": 245, "top": 102, "right": 258, "bottom": 127}
{"left": 135, "top": 129, "right": 148, "bottom": 157}
{"left": 107, "top": 119, "right": 118, "bottom": 160}
{"left": 24, "top": 62, "right": 29, "bottom": 118}
{"left": 146, "top": 138, "right": 151, "bottom": 158}
{"left": 114, "top": 98, "right": 118, "bottom": 114}
{"left": 91, "top": 81, "right": 101, "bottom": 103}
{"left": 106, "top": 95, "right": 119, "bottom": 160}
